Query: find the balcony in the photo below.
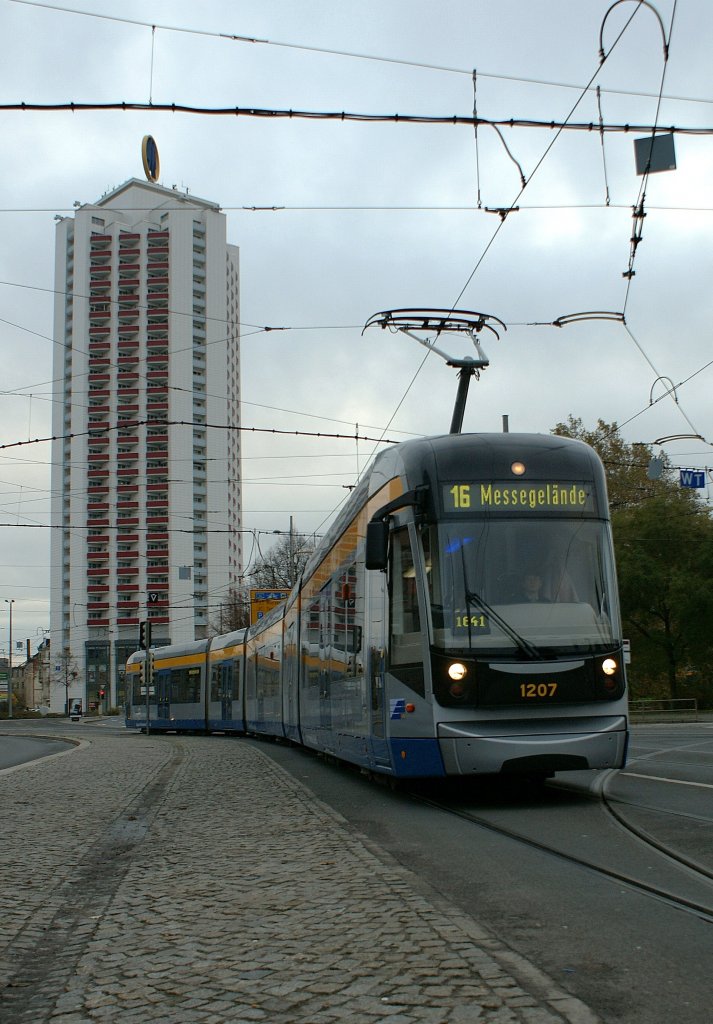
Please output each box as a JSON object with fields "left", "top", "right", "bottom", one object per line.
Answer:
{"left": 117, "top": 583, "right": 139, "bottom": 592}
{"left": 87, "top": 584, "right": 110, "bottom": 593}
{"left": 87, "top": 568, "right": 108, "bottom": 577}
{"left": 89, "top": 326, "right": 110, "bottom": 337}
{"left": 117, "top": 616, "right": 140, "bottom": 626}
{"left": 88, "top": 618, "right": 110, "bottom": 627}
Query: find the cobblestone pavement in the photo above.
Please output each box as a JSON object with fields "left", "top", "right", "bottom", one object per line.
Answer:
{"left": 0, "top": 726, "right": 600, "bottom": 1024}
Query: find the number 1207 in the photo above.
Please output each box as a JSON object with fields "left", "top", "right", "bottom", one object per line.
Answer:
{"left": 520, "top": 682, "right": 558, "bottom": 698}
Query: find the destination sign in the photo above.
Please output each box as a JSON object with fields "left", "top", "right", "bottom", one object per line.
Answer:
{"left": 443, "top": 481, "right": 595, "bottom": 513}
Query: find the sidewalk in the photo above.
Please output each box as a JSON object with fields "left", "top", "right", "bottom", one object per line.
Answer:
{"left": 0, "top": 728, "right": 598, "bottom": 1024}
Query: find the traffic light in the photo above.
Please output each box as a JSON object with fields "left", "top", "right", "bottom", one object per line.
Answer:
{"left": 139, "top": 620, "right": 152, "bottom": 651}
{"left": 98, "top": 688, "right": 106, "bottom": 700}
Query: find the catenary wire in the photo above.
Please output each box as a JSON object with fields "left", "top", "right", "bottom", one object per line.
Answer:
{"left": 9, "top": 0, "right": 713, "bottom": 109}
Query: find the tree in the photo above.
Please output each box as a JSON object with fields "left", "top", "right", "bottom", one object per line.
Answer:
{"left": 210, "top": 531, "right": 317, "bottom": 636}
{"left": 615, "top": 491, "right": 713, "bottom": 700}
{"left": 211, "top": 588, "right": 251, "bottom": 634}
{"left": 249, "top": 532, "right": 316, "bottom": 589}
{"left": 552, "top": 416, "right": 713, "bottom": 703}
{"left": 552, "top": 415, "right": 677, "bottom": 509}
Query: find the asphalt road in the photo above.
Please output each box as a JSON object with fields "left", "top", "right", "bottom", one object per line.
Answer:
{"left": 0, "top": 733, "right": 73, "bottom": 770}
{"left": 257, "top": 723, "right": 713, "bottom": 1024}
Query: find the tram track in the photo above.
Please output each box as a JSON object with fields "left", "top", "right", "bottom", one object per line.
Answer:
{"left": 597, "top": 768, "right": 713, "bottom": 883}
{"left": 406, "top": 775, "right": 713, "bottom": 925}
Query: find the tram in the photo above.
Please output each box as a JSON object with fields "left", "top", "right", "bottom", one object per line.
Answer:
{"left": 126, "top": 432, "right": 629, "bottom": 779}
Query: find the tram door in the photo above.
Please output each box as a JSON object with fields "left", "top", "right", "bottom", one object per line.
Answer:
{"left": 367, "top": 554, "right": 389, "bottom": 763}
{"left": 283, "top": 612, "right": 300, "bottom": 741}
{"left": 155, "top": 669, "right": 170, "bottom": 720}
{"left": 220, "top": 664, "right": 233, "bottom": 722}
{"left": 318, "top": 583, "right": 332, "bottom": 734}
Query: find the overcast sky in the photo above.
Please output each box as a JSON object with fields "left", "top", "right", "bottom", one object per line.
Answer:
{"left": 1, "top": 0, "right": 712, "bottom": 650}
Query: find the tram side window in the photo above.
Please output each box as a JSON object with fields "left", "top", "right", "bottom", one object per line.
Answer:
{"left": 305, "top": 598, "right": 320, "bottom": 689}
{"left": 172, "top": 667, "right": 201, "bottom": 703}
{"left": 332, "top": 563, "right": 364, "bottom": 675}
{"left": 390, "top": 528, "right": 422, "bottom": 667}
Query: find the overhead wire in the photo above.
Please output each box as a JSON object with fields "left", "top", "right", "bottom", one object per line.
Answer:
{"left": 2, "top": 0, "right": 711, "bottom": 574}
{"left": 9, "top": 0, "right": 713, "bottom": 109}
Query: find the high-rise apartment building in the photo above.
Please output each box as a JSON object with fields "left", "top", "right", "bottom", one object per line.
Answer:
{"left": 49, "top": 177, "right": 242, "bottom": 712}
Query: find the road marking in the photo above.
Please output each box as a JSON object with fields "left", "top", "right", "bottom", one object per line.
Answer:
{"left": 621, "top": 771, "right": 713, "bottom": 791}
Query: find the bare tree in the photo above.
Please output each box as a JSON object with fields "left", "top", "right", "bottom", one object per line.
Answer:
{"left": 210, "top": 528, "right": 316, "bottom": 636}
{"left": 211, "top": 588, "right": 251, "bottom": 635}
{"left": 249, "top": 531, "right": 316, "bottom": 589}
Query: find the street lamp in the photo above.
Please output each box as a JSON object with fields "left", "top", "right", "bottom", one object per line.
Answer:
{"left": 4, "top": 599, "right": 14, "bottom": 719}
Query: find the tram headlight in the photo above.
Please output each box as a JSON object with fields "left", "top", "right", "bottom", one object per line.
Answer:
{"left": 602, "top": 658, "right": 618, "bottom": 676}
{"left": 448, "top": 662, "right": 467, "bottom": 681}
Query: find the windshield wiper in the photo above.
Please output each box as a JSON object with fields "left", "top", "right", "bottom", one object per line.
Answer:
{"left": 464, "top": 587, "right": 544, "bottom": 660}
{"left": 456, "top": 544, "right": 543, "bottom": 660}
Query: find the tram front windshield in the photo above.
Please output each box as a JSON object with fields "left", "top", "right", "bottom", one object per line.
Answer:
{"left": 423, "top": 519, "right": 620, "bottom": 656}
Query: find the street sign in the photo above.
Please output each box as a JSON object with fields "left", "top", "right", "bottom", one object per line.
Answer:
{"left": 148, "top": 592, "right": 159, "bottom": 604}
{"left": 249, "top": 589, "right": 289, "bottom": 625}
{"left": 680, "top": 469, "right": 706, "bottom": 489}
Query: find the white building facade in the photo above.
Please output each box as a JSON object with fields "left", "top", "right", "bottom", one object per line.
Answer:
{"left": 49, "top": 178, "right": 242, "bottom": 712}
